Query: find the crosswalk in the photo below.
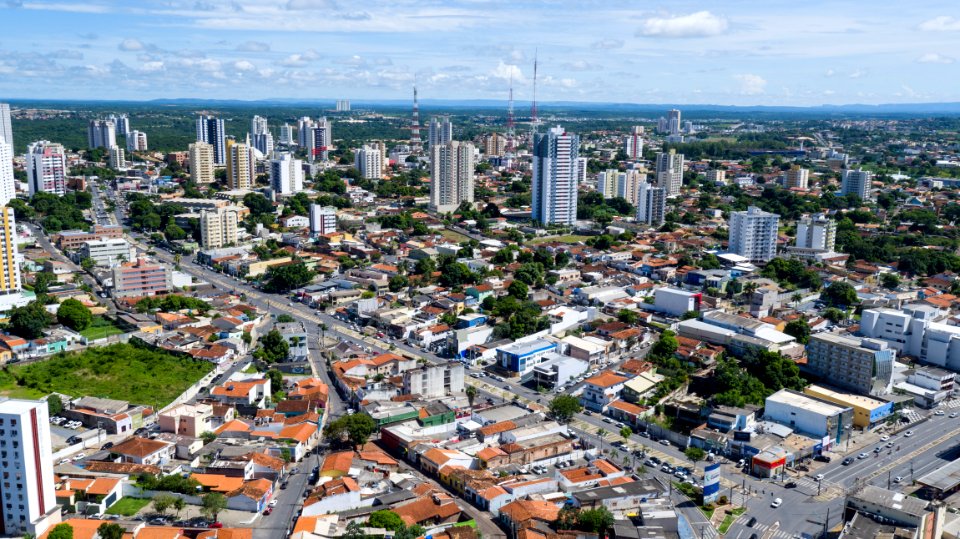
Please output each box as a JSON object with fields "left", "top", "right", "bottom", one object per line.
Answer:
{"left": 731, "top": 520, "right": 797, "bottom": 539}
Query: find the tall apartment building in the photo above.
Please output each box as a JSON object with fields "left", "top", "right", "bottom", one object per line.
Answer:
{"left": 0, "top": 208, "right": 21, "bottom": 296}
{"left": 483, "top": 133, "right": 507, "bottom": 157}
{"left": 0, "top": 138, "right": 14, "bottom": 206}
{"left": 269, "top": 153, "right": 304, "bottom": 195}
{"left": 225, "top": 139, "right": 253, "bottom": 191}
{"left": 354, "top": 145, "right": 384, "bottom": 180}
{"left": 306, "top": 118, "right": 332, "bottom": 162}
{"left": 655, "top": 149, "right": 684, "bottom": 197}
{"left": 597, "top": 169, "right": 619, "bottom": 199}
{"left": 0, "top": 398, "right": 59, "bottom": 537}
{"left": 107, "top": 145, "right": 125, "bottom": 170}
{"left": 279, "top": 124, "right": 294, "bottom": 146}
{"left": 335, "top": 99, "right": 351, "bottom": 112}
{"left": 623, "top": 126, "right": 644, "bottom": 160}
{"left": 532, "top": 125, "right": 579, "bottom": 226}
{"left": 0, "top": 103, "right": 12, "bottom": 150}
{"left": 636, "top": 181, "right": 666, "bottom": 226}
{"left": 112, "top": 258, "right": 172, "bottom": 298}
{"left": 428, "top": 116, "right": 453, "bottom": 148}
{"left": 110, "top": 113, "right": 130, "bottom": 135}
{"left": 429, "top": 141, "right": 475, "bottom": 213}
{"left": 126, "top": 130, "right": 148, "bottom": 152}
{"left": 795, "top": 213, "right": 836, "bottom": 252}
{"left": 667, "top": 109, "right": 682, "bottom": 135}
{"left": 25, "top": 141, "right": 67, "bottom": 196}
{"left": 860, "top": 305, "right": 960, "bottom": 371}
{"left": 402, "top": 362, "right": 465, "bottom": 398}
{"left": 297, "top": 117, "right": 313, "bottom": 148}
{"left": 309, "top": 204, "right": 337, "bottom": 236}
{"left": 250, "top": 115, "right": 273, "bottom": 155}
{"left": 841, "top": 168, "right": 873, "bottom": 201}
{"left": 705, "top": 169, "right": 726, "bottom": 184}
{"left": 783, "top": 165, "right": 809, "bottom": 189}
{"left": 618, "top": 169, "right": 646, "bottom": 206}
{"left": 576, "top": 157, "right": 588, "bottom": 184}
{"left": 196, "top": 115, "right": 226, "bottom": 165}
{"left": 188, "top": 142, "right": 215, "bottom": 184}
{"left": 729, "top": 206, "right": 780, "bottom": 263}
{"left": 200, "top": 208, "right": 240, "bottom": 249}
{"left": 87, "top": 119, "right": 117, "bottom": 149}
{"left": 806, "top": 333, "right": 894, "bottom": 396}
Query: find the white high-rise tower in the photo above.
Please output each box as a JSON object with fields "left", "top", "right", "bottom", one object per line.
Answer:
{"left": 729, "top": 206, "right": 780, "bottom": 263}
{"left": 429, "top": 141, "right": 475, "bottom": 213}
{"left": 532, "top": 125, "right": 579, "bottom": 226}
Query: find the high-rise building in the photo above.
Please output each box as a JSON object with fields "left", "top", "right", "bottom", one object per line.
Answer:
{"left": 705, "top": 169, "right": 726, "bottom": 184}
{"left": 0, "top": 138, "right": 15, "bottom": 206}
{"left": 667, "top": 109, "right": 682, "bottom": 136}
{"left": 783, "top": 165, "right": 809, "bottom": 189}
{"left": 429, "top": 141, "right": 475, "bottom": 213}
{"left": 250, "top": 115, "right": 274, "bottom": 155}
{"left": 200, "top": 208, "right": 239, "bottom": 249}
{"left": 225, "top": 139, "right": 253, "bottom": 191}
{"left": 188, "top": 142, "right": 215, "bottom": 184}
{"left": 309, "top": 204, "right": 337, "bottom": 235}
{"left": 336, "top": 99, "right": 351, "bottom": 112}
{"left": 841, "top": 168, "right": 873, "bottom": 201}
{"left": 306, "top": 118, "right": 332, "bottom": 162}
{"left": 112, "top": 257, "right": 172, "bottom": 298}
{"left": 576, "top": 157, "right": 588, "bottom": 184}
{"left": 806, "top": 333, "right": 894, "bottom": 396}
{"left": 126, "top": 130, "right": 148, "bottom": 152}
{"left": 25, "top": 141, "right": 67, "bottom": 197}
{"left": 110, "top": 113, "right": 130, "bottom": 135}
{"left": 107, "top": 145, "right": 125, "bottom": 170}
{"left": 532, "top": 125, "right": 579, "bottom": 226}
{"left": 0, "top": 103, "right": 12, "bottom": 150}
{"left": 279, "top": 124, "right": 294, "bottom": 146}
{"left": 0, "top": 398, "right": 60, "bottom": 537}
{"left": 428, "top": 116, "right": 453, "bottom": 148}
{"left": 655, "top": 149, "right": 684, "bottom": 197}
{"left": 597, "top": 169, "right": 618, "bottom": 199}
{"left": 87, "top": 119, "right": 117, "bottom": 149}
{"left": 196, "top": 115, "right": 226, "bottom": 165}
{"left": 354, "top": 145, "right": 384, "bottom": 180}
{"left": 0, "top": 208, "right": 21, "bottom": 295}
{"left": 636, "top": 181, "right": 666, "bottom": 226}
{"left": 618, "top": 169, "right": 646, "bottom": 206}
{"left": 729, "top": 206, "right": 780, "bottom": 263}
{"left": 624, "top": 126, "right": 644, "bottom": 160}
{"left": 297, "top": 117, "right": 313, "bottom": 147}
{"left": 269, "top": 153, "right": 304, "bottom": 195}
{"left": 795, "top": 213, "right": 836, "bottom": 252}
{"left": 483, "top": 133, "right": 507, "bottom": 157}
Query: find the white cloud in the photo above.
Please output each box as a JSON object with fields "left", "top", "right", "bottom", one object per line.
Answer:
{"left": 139, "top": 61, "right": 164, "bottom": 72}
{"left": 118, "top": 38, "right": 144, "bottom": 51}
{"left": 824, "top": 69, "right": 835, "bottom": 77}
{"left": 236, "top": 40, "right": 270, "bottom": 52}
{"left": 281, "top": 54, "right": 309, "bottom": 67}
{"left": 734, "top": 73, "right": 766, "bottom": 95}
{"left": 918, "top": 16, "right": 960, "bottom": 32}
{"left": 918, "top": 52, "right": 955, "bottom": 64}
{"left": 233, "top": 60, "right": 255, "bottom": 71}
{"left": 591, "top": 39, "right": 624, "bottom": 50}
{"left": 848, "top": 69, "right": 865, "bottom": 78}
{"left": 638, "top": 11, "right": 728, "bottom": 38}
{"left": 285, "top": 0, "right": 337, "bottom": 10}
{"left": 491, "top": 61, "right": 522, "bottom": 82}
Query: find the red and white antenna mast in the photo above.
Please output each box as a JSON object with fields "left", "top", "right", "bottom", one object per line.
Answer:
{"left": 410, "top": 85, "right": 422, "bottom": 153}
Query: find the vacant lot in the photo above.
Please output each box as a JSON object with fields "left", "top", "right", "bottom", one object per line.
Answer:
{"left": 80, "top": 316, "right": 125, "bottom": 340}
{"left": 0, "top": 343, "right": 212, "bottom": 406}
{"left": 528, "top": 234, "right": 591, "bottom": 245}
{"left": 107, "top": 497, "right": 151, "bottom": 516}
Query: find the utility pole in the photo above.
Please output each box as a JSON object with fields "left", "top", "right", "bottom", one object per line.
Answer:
{"left": 823, "top": 507, "right": 830, "bottom": 538}
{"left": 887, "top": 470, "right": 891, "bottom": 489}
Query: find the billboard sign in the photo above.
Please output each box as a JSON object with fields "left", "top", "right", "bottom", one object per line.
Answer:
{"left": 703, "top": 462, "right": 721, "bottom": 504}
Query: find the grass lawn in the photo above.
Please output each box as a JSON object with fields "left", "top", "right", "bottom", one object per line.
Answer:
{"left": 528, "top": 234, "right": 591, "bottom": 245}
{"left": 438, "top": 229, "right": 471, "bottom": 243}
{"left": 106, "top": 497, "right": 151, "bottom": 516}
{"left": 80, "top": 316, "right": 125, "bottom": 340}
{"left": 0, "top": 342, "right": 213, "bottom": 407}
{"left": 718, "top": 513, "right": 737, "bottom": 534}
{"left": 453, "top": 520, "right": 477, "bottom": 529}
{"left": 242, "top": 364, "right": 259, "bottom": 374}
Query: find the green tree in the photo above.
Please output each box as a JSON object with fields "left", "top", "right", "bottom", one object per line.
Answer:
{"left": 243, "top": 192, "right": 274, "bottom": 216}
{"left": 9, "top": 300, "right": 54, "bottom": 339}
{"left": 880, "top": 273, "right": 901, "bottom": 290}
{"left": 200, "top": 492, "right": 228, "bottom": 523}
{"left": 97, "top": 523, "right": 124, "bottom": 539}
{"left": 821, "top": 281, "right": 859, "bottom": 308}
{"left": 164, "top": 223, "right": 187, "bottom": 241}
{"left": 784, "top": 319, "right": 811, "bottom": 345}
{"left": 343, "top": 521, "right": 367, "bottom": 539}
{"left": 325, "top": 413, "right": 378, "bottom": 448}
{"left": 172, "top": 497, "right": 186, "bottom": 518}
{"left": 619, "top": 426, "right": 633, "bottom": 440}
{"left": 200, "top": 431, "right": 217, "bottom": 444}
{"left": 33, "top": 271, "right": 56, "bottom": 295}
{"left": 266, "top": 369, "right": 284, "bottom": 393}
{"left": 254, "top": 329, "right": 289, "bottom": 363}
{"left": 57, "top": 298, "right": 93, "bottom": 331}
{"left": 823, "top": 307, "right": 846, "bottom": 323}
{"left": 263, "top": 261, "right": 315, "bottom": 292}
{"left": 388, "top": 275, "right": 408, "bottom": 293}
{"left": 368, "top": 510, "right": 405, "bottom": 532}
{"left": 48, "top": 524, "right": 74, "bottom": 539}
{"left": 684, "top": 447, "right": 706, "bottom": 463}
{"left": 548, "top": 395, "right": 583, "bottom": 423}
{"left": 577, "top": 507, "right": 615, "bottom": 538}
{"left": 465, "top": 385, "right": 478, "bottom": 408}
{"left": 276, "top": 314, "right": 295, "bottom": 323}
{"left": 649, "top": 330, "right": 679, "bottom": 362}
{"left": 47, "top": 394, "right": 63, "bottom": 416}
{"left": 152, "top": 493, "right": 177, "bottom": 515}
{"left": 617, "top": 309, "right": 639, "bottom": 324}
{"left": 508, "top": 280, "right": 529, "bottom": 299}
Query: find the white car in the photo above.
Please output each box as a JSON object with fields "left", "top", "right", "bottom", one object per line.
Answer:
{"left": 771, "top": 498, "right": 782, "bottom": 508}
{"left": 815, "top": 474, "right": 824, "bottom": 481}
{"left": 893, "top": 476, "right": 903, "bottom": 483}
{"left": 268, "top": 500, "right": 278, "bottom": 508}
{"left": 880, "top": 435, "right": 890, "bottom": 441}
{"left": 935, "top": 410, "right": 945, "bottom": 416}
{"left": 72, "top": 453, "right": 86, "bottom": 461}
{"left": 904, "top": 430, "right": 914, "bottom": 437}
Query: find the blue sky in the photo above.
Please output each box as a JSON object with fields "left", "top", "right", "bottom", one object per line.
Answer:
{"left": 1, "top": 0, "right": 960, "bottom": 106}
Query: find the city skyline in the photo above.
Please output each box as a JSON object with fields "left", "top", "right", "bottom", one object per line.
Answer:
{"left": 1, "top": 1, "right": 960, "bottom": 106}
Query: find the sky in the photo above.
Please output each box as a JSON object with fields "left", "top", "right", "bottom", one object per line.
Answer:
{"left": 1, "top": 0, "right": 960, "bottom": 106}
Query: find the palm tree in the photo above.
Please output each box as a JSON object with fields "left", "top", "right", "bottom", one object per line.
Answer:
{"left": 743, "top": 282, "right": 760, "bottom": 296}
{"left": 465, "top": 385, "right": 478, "bottom": 409}
{"left": 597, "top": 428, "right": 607, "bottom": 454}
{"left": 791, "top": 292, "right": 803, "bottom": 307}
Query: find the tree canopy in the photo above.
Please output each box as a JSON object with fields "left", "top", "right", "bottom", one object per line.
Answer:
{"left": 325, "top": 413, "right": 377, "bottom": 448}
{"left": 548, "top": 395, "right": 583, "bottom": 423}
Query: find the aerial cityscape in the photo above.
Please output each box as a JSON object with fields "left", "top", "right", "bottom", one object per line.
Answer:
{"left": 5, "top": 2, "right": 960, "bottom": 539}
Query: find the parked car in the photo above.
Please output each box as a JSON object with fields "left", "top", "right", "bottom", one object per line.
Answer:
{"left": 814, "top": 454, "right": 831, "bottom": 463}
{"left": 905, "top": 430, "right": 914, "bottom": 437}
{"left": 771, "top": 498, "right": 782, "bottom": 508}
{"left": 100, "top": 442, "right": 114, "bottom": 450}
{"left": 263, "top": 507, "right": 273, "bottom": 516}
{"left": 857, "top": 453, "right": 869, "bottom": 459}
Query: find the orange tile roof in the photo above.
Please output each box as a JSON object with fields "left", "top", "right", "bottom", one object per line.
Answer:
{"left": 196, "top": 530, "right": 253, "bottom": 539}
{"left": 584, "top": 371, "right": 629, "bottom": 388}
{"left": 477, "top": 485, "right": 509, "bottom": 501}
{"left": 477, "top": 446, "right": 507, "bottom": 461}
{"left": 40, "top": 519, "right": 108, "bottom": 539}
{"left": 227, "top": 478, "right": 273, "bottom": 501}
{"left": 211, "top": 379, "right": 267, "bottom": 398}
{"left": 609, "top": 400, "right": 646, "bottom": 416}
{"left": 136, "top": 527, "right": 185, "bottom": 539}
{"left": 110, "top": 436, "right": 171, "bottom": 458}
{"left": 477, "top": 421, "right": 516, "bottom": 436}
{"left": 357, "top": 450, "right": 398, "bottom": 466}
{"left": 592, "top": 459, "right": 620, "bottom": 475}
{"left": 394, "top": 494, "right": 462, "bottom": 527}
{"left": 559, "top": 467, "right": 603, "bottom": 483}
{"left": 86, "top": 477, "right": 121, "bottom": 496}
{"left": 246, "top": 452, "right": 286, "bottom": 470}
{"left": 192, "top": 473, "right": 245, "bottom": 493}
{"left": 214, "top": 419, "right": 251, "bottom": 435}
{"left": 293, "top": 516, "right": 321, "bottom": 534}
{"left": 82, "top": 461, "right": 161, "bottom": 475}
{"left": 321, "top": 451, "right": 355, "bottom": 475}
{"left": 371, "top": 352, "right": 406, "bottom": 366}
{"left": 279, "top": 422, "right": 317, "bottom": 444}
{"left": 499, "top": 499, "right": 561, "bottom": 524}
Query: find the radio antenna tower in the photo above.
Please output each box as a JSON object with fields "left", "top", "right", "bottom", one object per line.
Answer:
{"left": 530, "top": 50, "right": 540, "bottom": 134}
{"left": 506, "top": 71, "right": 516, "bottom": 149}
{"left": 410, "top": 85, "right": 422, "bottom": 153}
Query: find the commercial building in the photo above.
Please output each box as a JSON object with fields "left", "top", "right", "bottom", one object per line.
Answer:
{"left": 269, "top": 152, "right": 304, "bottom": 195}
{"left": 309, "top": 204, "right": 337, "bottom": 236}
{"left": 652, "top": 288, "right": 702, "bottom": 317}
{"left": 188, "top": 141, "right": 215, "bottom": 184}
{"left": 794, "top": 213, "right": 836, "bottom": 252}
{"left": 428, "top": 116, "right": 453, "bottom": 148}
{"left": 429, "top": 141, "right": 475, "bottom": 213}
{"left": 225, "top": 139, "right": 253, "bottom": 191}
{"left": 306, "top": 118, "right": 332, "bottom": 162}
{"left": 126, "top": 130, "right": 148, "bottom": 152}
{"left": 0, "top": 103, "right": 12, "bottom": 149}
{"left": 580, "top": 371, "right": 629, "bottom": 412}
{"left": 655, "top": 149, "right": 684, "bottom": 196}
{"left": 783, "top": 165, "right": 809, "bottom": 189}
{"left": 196, "top": 115, "right": 226, "bottom": 165}
{"left": 87, "top": 119, "right": 116, "bottom": 149}
{"left": 0, "top": 137, "right": 14, "bottom": 206}
{"left": 805, "top": 333, "right": 894, "bottom": 396}
{"left": 764, "top": 389, "right": 853, "bottom": 444}
{"left": 728, "top": 206, "right": 780, "bottom": 263}
{"left": 841, "top": 168, "right": 873, "bottom": 201}
{"left": 402, "top": 362, "right": 464, "bottom": 398}
{"left": 497, "top": 339, "right": 557, "bottom": 375}
{"left": 623, "top": 126, "right": 643, "bottom": 160}
{"left": 79, "top": 238, "right": 133, "bottom": 267}
{"left": 25, "top": 141, "right": 67, "bottom": 196}
{"left": 112, "top": 258, "right": 172, "bottom": 298}
{"left": 846, "top": 486, "right": 943, "bottom": 537}
{"left": 860, "top": 305, "right": 960, "bottom": 370}
{"left": 0, "top": 399, "right": 60, "bottom": 537}
{"left": 200, "top": 207, "right": 240, "bottom": 249}
{"left": 53, "top": 225, "right": 124, "bottom": 251}
{"left": 354, "top": 145, "right": 384, "bottom": 180}
{"left": 803, "top": 385, "right": 893, "bottom": 429}
{"left": 532, "top": 125, "right": 579, "bottom": 226}
{"left": 531, "top": 355, "right": 588, "bottom": 389}
{"left": 636, "top": 181, "right": 666, "bottom": 226}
